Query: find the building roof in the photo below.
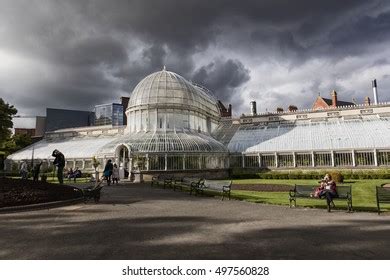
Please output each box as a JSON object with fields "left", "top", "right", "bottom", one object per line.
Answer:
{"left": 321, "top": 97, "right": 355, "bottom": 107}
{"left": 6, "top": 135, "right": 115, "bottom": 161}
{"left": 7, "top": 128, "right": 228, "bottom": 161}
{"left": 217, "top": 116, "right": 390, "bottom": 153}
{"left": 127, "top": 69, "right": 220, "bottom": 117}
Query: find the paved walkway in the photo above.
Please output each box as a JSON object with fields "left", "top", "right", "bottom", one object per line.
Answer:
{"left": 1, "top": 183, "right": 390, "bottom": 259}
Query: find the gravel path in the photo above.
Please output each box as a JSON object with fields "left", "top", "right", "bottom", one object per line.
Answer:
{"left": 1, "top": 182, "right": 389, "bottom": 259}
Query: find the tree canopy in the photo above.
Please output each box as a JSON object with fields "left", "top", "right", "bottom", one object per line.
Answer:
{"left": 0, "top": 98, "right": 17, "bottom": 144}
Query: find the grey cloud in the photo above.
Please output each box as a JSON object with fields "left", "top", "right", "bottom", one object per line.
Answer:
{"left": 1, "top": 0, "right": 390, "bottom": 116}
{"left": 192, "top": 58, "right": 250, "bottom": 107}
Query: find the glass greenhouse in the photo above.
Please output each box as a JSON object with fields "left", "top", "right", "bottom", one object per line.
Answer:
{"left": 221, "top": 115, "right": 390, "bottom": 168}
{"left": 6, "top": 69, "right": 229, "bottom": 175}
{"left": 5, "top": 68, "right": 390, "bottom": 175}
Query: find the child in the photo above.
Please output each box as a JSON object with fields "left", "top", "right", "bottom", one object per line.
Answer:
{"left": 112, "top": 163, "right": 120, "bottom": 185}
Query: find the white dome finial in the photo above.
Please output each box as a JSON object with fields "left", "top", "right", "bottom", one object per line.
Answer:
{"left": 163, "top": 65, "right": 166, "bottom": 71}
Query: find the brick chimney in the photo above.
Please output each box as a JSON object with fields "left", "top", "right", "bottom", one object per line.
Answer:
{"left": 364, "top": 96, "right": 371, "bottom": 106}
{"left": 228, "top": 104, "right": 232, "bottom": 116}
{"left": 331, "top": 90, "right": 337, "bottom": 107}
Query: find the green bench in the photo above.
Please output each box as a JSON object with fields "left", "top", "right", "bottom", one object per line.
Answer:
{"left": 192, "top": 179, "right": 232, "bottom": 201}
{"left": 376, "top": 185, "right": 390, "bottom": 215}
{"left": 289, "top": 184, "right": 353, "bottom": 212}
{"left": 173, "top": 177, "right": 202, "bottom": 192}
{"left": 151, "top": 175, "right": 173, "bottom": 189}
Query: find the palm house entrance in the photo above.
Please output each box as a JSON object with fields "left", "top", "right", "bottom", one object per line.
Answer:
{"left": 115, "top": 144, "right": 130, "bottom": 179}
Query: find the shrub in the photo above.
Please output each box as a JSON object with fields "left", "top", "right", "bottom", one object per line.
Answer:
{"left": 288, "top": 173, "right": 298, "bottom": 179}
{"left": 329, "top": 171, "right": 344, "bottom": 183}
{"left": 359, "top": 173, "right": 366, "bottom": 179}
{"left": 351, "top": 172, "right": 359, "bottom": 179}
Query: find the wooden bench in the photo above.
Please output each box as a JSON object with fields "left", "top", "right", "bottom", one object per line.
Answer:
{"left": 376, "top": 185, "right": 390, "bottom": 215}
{"left": 151, "top": 175, "right": 173, "bottom": 189}
{"left": 193, "top": 179, "right": 232, "bottom": 200}
{"left": 289, "top": 184, "right": 353, "bottom": 212}
{"left": 81, "top": 185, "right": 103, "bottom": 203}
{"left": 173, "top": 177, "right": 202, "bottom": 192}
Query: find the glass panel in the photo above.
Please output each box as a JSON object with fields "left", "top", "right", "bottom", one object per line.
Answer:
{"left": 296, "top": 153, "right": 312, "bottom": 167}
{"left": 378, "top": 151, "right": 390, "bottom": 166}
{"left": 84, "top": 160, "right": 92, "bottom": 169}
{"left": 278, "top": 154, "right": 294, "bottom": 167}
{"left": 244, "top": 155, "right": 259, "bottom": 168}
{"left": 112, "top": 104, "right": 124, "bottom": 126}
{"left": 132, "top": 156, "right": 146, "bottom": 171}
{"left": 335, "top": 152, "right": 353, "bottom": 166}
{"left": 167, "top": 155, "right": 183, "bottom": 170}
{"left": 149, "top": 155, "right": 165, "bottom": 170}
{"left": 355, "top": 152, "right": 375, "bottom": 166}
{"left": 314, "top": 153, "right": 332, "bottom": 167}
{"left": 261, "top": 155, "right": 275, "bottom": 168}
{"left": 66, "top": 160, "right": 74, "bottom": 169}
{"left": 185, "top": 155, "right": 199, "bottom": 170}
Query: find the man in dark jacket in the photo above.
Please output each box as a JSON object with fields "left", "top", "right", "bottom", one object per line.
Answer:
{"left": 103, "top": 159, "right": 114, "bottom": 186}
{"left": 52, "top": 149, "right": 65, "bottom": 184}
{"left": 33, "top": 161, "right": 43, "bottom": 182}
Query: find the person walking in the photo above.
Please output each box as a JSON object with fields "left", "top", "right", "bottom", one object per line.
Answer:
{"left": 52, "top": 149, "right": 65, "bottom": 184}
{"left": 103, "top": 159, "right": 114, "bottom": 186}
{"left": 33, "top": 161, "right": 42, "bottom": 182}
{"left": 20, "top": 161, "right": 28, "bottom": 179}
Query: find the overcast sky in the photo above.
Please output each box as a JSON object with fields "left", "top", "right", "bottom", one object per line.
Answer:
{"left": 1, "top": 0, "right": 390, "bottom": 118}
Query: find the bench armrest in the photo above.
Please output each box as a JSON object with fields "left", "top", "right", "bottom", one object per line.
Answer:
{"left": 223, "top": 184, "right": 231, "bottom": 190}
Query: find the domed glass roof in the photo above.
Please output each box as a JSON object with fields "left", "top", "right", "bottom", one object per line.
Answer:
{"left": 128, "top": 69, "right": 220, "bottom": 117}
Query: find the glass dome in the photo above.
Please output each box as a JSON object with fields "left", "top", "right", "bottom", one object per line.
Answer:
{"left": 126, "top": 68, "right": 221, "bottom": 134}
{"left": 127, "top": 68, "right": 220, "bottom": 117}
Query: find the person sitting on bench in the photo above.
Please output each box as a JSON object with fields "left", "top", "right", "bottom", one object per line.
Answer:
{"left": 318, "top": 174, "right": 338, "bottom": 211}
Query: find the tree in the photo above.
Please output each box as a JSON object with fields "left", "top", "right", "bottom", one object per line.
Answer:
{"left": 0, "top": 98, "right": 17, "bottom": 144}
{"left": 288, "top": 105, "right": 298, "bottom": 112}
{"left": 276, "top": 107, "right": 284, "bottom": 113}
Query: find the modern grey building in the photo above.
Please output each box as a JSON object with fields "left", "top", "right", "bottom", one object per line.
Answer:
{"left": 46, "top": 108, "right": 94, "bottom": 132}
{"left": 94, "top": 103, "right": 124, "bottom": 126}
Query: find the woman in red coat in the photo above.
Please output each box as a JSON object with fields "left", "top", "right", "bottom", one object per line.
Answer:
{"left": 319, "top": 174, "right": 338, "bottom": 212}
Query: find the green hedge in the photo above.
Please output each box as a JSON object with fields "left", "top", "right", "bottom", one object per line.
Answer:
{"left": 230, "top": 169, "right": 390, "bottom": 180}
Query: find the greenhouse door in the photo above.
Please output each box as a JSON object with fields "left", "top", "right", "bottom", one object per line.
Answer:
{"left": 116, "top": 145, "right": 130, "bottom": 179}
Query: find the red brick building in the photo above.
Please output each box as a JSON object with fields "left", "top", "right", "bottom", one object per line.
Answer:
{"left": 14, "top": 128, "right": 36, "bottom": 137}
{"left": 312, "top": 90, "right": 355, "bottom": 110}
{"left": 217, "top": 100, "right": 232, "bottom": 117}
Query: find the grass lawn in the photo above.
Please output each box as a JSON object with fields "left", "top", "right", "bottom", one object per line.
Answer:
{"left": 230, "top": 179, "right": 390, "bottom": 212}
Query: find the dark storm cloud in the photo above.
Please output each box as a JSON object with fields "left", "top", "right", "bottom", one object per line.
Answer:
{"left": 192, "top": 58, "right": 250, "bottom": 105}
{"left": 1, "top": 0, "right": 390, "bottom": 116}
{"left": 328, "top": 11, "right": 390, "bottom": 56}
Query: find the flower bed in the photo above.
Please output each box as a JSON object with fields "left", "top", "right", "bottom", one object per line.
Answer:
{"left": 0, "top": 178, "right": 82, "bottom": 208}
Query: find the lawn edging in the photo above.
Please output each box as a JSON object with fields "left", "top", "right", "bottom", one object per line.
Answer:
{"left": 0, "top": 195, "right": 85, "bottom": 214}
